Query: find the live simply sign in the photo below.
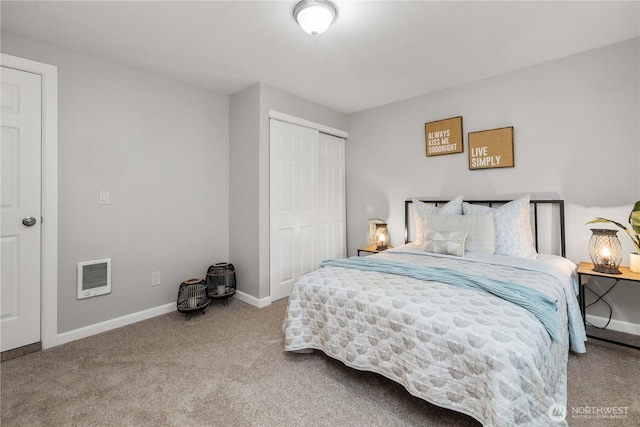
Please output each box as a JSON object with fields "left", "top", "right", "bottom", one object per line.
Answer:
{"left": 468, "top": 127, "right": 514, "bottom": 170}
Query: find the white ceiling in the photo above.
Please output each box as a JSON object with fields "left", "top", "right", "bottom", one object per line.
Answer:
{"left": 2, "top": 1, "right": 639, "bottom": 114}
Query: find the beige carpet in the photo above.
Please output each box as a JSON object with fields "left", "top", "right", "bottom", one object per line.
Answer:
{"left": 2, "top": 298, "right": 639, "bottom": 426}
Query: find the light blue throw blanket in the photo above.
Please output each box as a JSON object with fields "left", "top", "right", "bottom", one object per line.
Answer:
{"left": 321, "top": 257, "right": 561, "bottom": 342}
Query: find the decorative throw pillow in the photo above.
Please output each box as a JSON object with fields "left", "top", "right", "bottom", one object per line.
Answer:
{"left": 425, "top": 213, "right": 495, "bottom": 254}
{"left": 412, "top": 195, "right": 463, "bottom": 246}
{"left": 423, "top": 231, "right": 467, "bottom": 257}
{"left": 462, "top": 195, "right": 537, "bottom": 258}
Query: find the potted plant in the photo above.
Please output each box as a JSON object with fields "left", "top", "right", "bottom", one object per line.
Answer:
{"left": 586, "top": 201, "right": 640, "bottom": 273}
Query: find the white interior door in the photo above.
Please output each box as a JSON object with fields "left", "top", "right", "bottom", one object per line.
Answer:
{"left": 316, "top": 133, "right": 346, "bottom": 262}
{"left": 270, "top": 120, "right": 318, "bottom": 302}
{"left": 1, "top": 66, "right": 42, "bottom": 352}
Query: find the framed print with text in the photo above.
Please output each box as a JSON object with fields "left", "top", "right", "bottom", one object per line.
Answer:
{"left": 468, "top": 127, "right": 514, "bottom": 170}
{"left": 425, "top": 116, "right": 463, "bottom": 157}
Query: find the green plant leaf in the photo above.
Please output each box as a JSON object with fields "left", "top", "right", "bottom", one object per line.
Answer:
{"left": 585, "top": 217, "right": 628, "bottom": 230}
{"left": 630, "top": 201, "right": 640, "bottom": 235}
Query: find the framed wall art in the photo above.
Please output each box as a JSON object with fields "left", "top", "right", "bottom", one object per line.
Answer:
{"left": 425, "top": 116, "right": 463, "bottom": 157}
{"left": 468, "top": 126, "right": 514, "bottom": 170}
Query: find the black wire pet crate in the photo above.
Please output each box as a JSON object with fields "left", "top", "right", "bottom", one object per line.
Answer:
{"left": 176, "top": 278, "right": 210, "bottom": 320}
{"left": 206, "top": 262, "right": 236, "bottom": 305}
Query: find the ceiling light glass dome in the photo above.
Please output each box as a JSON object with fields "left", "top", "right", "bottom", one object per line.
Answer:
{"left": 293, "top": 0, "right": 337, "bottom": 36}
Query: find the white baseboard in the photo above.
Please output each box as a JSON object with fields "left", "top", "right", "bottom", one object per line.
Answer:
{"left": 55, "top": 292, "right": 274, "bottom": 347}
{"left": 56, "top": 302, "right": 176, "bottom": 346}
{"left": 586, "top": 314, "right": 640, "bottom": 335}
{"left": 234, "top": 290, "right": 272, "bottom": 308}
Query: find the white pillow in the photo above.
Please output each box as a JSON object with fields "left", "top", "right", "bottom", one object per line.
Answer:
{"left": 425, "top": 213, "right": 495, "bottom": 254}
{"left": 412, "top": 195, "right": 463, "bottom": 246}
{"left": 423, "top": 231, "right": 467, "bottom": 257}
{"left": 462, "top": 195, "right": 537, "bottom": 258}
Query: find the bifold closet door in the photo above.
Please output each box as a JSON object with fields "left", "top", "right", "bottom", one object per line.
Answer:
{"left": 270, "top": 120, "right": 318, "bottom": 302}
{"left": 269, "top": 119, "right": 346, "bottom": 302}
{"left": 316, "top": 132, "right": 346, "bottom": 262}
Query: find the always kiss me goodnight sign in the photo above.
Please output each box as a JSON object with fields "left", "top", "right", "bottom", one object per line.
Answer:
{"left": 425, "top": 116, "right": 463, "bottom": 157}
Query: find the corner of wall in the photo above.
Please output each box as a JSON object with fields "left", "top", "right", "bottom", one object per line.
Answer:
{"left": 229, "top": 85, "right": 262, "bottom": 300}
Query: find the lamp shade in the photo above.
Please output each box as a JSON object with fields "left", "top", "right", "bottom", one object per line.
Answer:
{"left": 293, "top": 0, "right": 337, "bottom": 36}
{"left": 374, "top": 223, "right": 390, "bottom": 251}
{"left": 588, "top": 228, "right": 622, "bottom": 274}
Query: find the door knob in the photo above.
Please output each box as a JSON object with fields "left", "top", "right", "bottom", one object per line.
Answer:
{"left": 22, "top": 217, "right": 37, "bottom": 227}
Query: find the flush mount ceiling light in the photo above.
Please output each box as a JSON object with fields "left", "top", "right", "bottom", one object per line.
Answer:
{"left": 293, "top": 0, "right": 338, "bottom": 36}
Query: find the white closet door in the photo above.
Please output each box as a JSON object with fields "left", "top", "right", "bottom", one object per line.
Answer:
{"left": 270, "top": 120, "right": 319, "bottom": 302}
{"left": 316, "top": 132, "right": 346, "bottom": 264}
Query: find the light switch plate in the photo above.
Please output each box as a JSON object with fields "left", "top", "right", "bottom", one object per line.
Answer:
{"left": 99, "top": 191, "right": 110, "bottom": 205}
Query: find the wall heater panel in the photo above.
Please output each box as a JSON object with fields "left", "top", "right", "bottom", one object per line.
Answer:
{"left": 77, "top": 258, "right": 111, "bottom": 299}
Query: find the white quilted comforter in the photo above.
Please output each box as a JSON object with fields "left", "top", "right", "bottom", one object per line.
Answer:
{"left": 283, "top": 247, "right": 586, "bottom": 426}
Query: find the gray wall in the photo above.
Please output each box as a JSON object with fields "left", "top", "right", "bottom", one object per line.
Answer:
{"left": 229, "top": 83, "right": 348, "bottom": 301}
{"left": 346, "top": 38, "right": 640, "bottom": 327}
{"left": 229, "top": 84, "right": 260, "bottom": 299}
{"left": 2, "top": 32, "right": 230, "bottom": 333}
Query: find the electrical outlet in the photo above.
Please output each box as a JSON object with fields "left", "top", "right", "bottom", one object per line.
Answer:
{"left": 151, "top": 271, "right": 161, "bottom": 286}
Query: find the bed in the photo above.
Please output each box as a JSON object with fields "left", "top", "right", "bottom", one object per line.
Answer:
{"left": 283, "top": 195, "right": 587, "bottom": 426}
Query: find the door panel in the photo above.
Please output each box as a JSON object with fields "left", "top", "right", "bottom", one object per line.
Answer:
{"left": 277, "top": 228, "right": 294, "bottom": 283}
{"left": 270, "top": 120, "right": 318, "bottom": 301}
{"left": 317, "top": 133, "right": 346, "bottom": 263}
{"left": 1, "top": 66, "right": 42, "bottom": 352}
{"left": 300, "top": 224, "right": 314, "bottom": 275}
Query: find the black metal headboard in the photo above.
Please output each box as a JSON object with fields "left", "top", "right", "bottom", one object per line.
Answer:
{"left": 404, "top": 198, "right": 566, "bottom": 257}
